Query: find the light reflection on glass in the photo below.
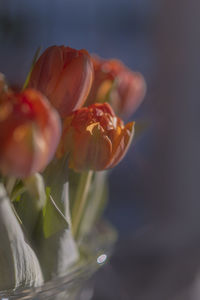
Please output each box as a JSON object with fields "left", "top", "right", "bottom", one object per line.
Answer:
{"left": 97, "top": 254, "right": 107, "bottom": 264}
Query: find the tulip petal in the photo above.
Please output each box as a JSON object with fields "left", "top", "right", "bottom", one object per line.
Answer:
{"left": 0, "top": 89, "right": 61, "bottom": 178}
{"left": 50, "top": 52, "right": 93, "bottom": 116}
{"left": 30, "top": 46, "right": 63, "bottom": 96}
{"left": 106, "top": 121, "right": 135, "bottom": 169}
{"left": 58, "top": 103, "right": 134, "bottom": 172}
{"left": 69, "top": 126, "right": 112, "bottom": 171}
{"left": 86, "top": 55, "right": 146, "bottom": 118}
{"left": 29, "top": 46, "right": 94, "bottom": 118}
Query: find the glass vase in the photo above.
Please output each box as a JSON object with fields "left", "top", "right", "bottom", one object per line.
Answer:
{"left": 0, "top": 221, "right": 117, "bottom": 300}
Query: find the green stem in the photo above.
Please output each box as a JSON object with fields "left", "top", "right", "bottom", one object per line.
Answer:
{"left": 11, "top": 203, "right": 22, "bottom": 225}
{"left": 22, "top": 47, "right": 41, "bottom": 90}
{"left": 72, "top": 171, "right": 93, "bottom": 239}
{"left": 80, "top": 171, "right": 108, "bottom": 234}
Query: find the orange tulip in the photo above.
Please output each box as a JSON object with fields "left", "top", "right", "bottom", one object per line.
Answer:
{"left": 0, "top": 88, "right": 61, "bottom": 178}
{"left": 57, "top": 103, "right": 134, "bottom": 172}
{"left": 29, "top": 46, "right": 93, "bottom": 118}
{"left": 86, "top": 55, "right": 146, "bottom": 118}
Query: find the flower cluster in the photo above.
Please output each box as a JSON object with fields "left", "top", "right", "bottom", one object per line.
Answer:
{"left": 86, "top": 55, "right": 146, "bottom": 118}
{"left": 0, "top": 45, "right": 146, "bottom": 291}
{"left": 0, "top": 45, "right": 146, "bottom": 178}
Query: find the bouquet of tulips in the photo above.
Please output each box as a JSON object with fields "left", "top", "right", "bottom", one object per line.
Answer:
{"left": 0, "top": 45, "right": 146, "bottom": 290}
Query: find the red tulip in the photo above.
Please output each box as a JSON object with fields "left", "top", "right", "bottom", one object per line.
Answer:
{"left": 86, "top": 55, "right": 146, "bottom": 118}
{"left": 29, "top": 46, "right": 93, "bottom": 118}
{"left": 0, "top": 88, "right": 61, "bottom": 178}
{"left": 57, "top": 103, "right": 134, "bottom": 172}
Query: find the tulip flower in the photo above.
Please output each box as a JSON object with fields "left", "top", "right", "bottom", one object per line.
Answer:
{"left": 0, "top": 88, "right": 61, "bottom": 178}
{"left": 86, "top": 55, "right": 146, "bottom": 118}
{"left": 29, "top": 46, "right": 93, "bottom": 118}
{"left": 57, "top": 103, "right": 134, "bottom": 172}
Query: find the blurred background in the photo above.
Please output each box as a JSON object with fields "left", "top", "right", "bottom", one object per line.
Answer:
{"left": 1, "top": 0, "right": 200, "bottom": 299}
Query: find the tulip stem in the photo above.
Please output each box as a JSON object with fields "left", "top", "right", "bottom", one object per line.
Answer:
{"left": 22, "top": 47, "right": 41, "bottom": 90}
{"left": 72, "top": 170, "right": 93, "bottom": 239}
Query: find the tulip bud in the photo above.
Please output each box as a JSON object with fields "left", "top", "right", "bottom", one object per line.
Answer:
{"left": 86, "top": 55, "right": 146, "bottom": 118}
{"left": 57, "top": 103, "right": 134, "bottom": 172}
{"left": 0, "top": 88, "right": 61, "bottom": 178}
{"left": 29, "top": 46, "right": 93, "bottom": 118}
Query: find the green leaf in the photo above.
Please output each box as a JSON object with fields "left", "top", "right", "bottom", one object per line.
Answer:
{"left": 35, "top": 191, "right": 78, "bottom": 281}
{"left": 71, "top": 171, "right": 93, "bottom": 239}
{"left": 42, "top": 192, "right": 69, "bottom": 239}
{"left": 22, "top": 47, "right": 41, "bottom": 90}
{"left": 43, "top": 156, "right": 69, "bottom": 216}
{"left": 36, "top": 226, "right": 79, "bottom": 281}
{"left": 11, "top": 180, "right": 24, "bottom": 202}
{"left": 37, "top": 157, "right": 79, "bottom": 280}
{"left": 14, "top": 173, "right": 46, "bottom": 237}
{"left": 79, "top": 171, "right": 108, "bottom": 238}
{"left": 0, "top": 183, "right": 43, "bottom": 290}
{"left": 24, "top": 173, "right": 46, "bottom": 209}
{"left": 69, "top": 170, "right": 108, "bottom": 240}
